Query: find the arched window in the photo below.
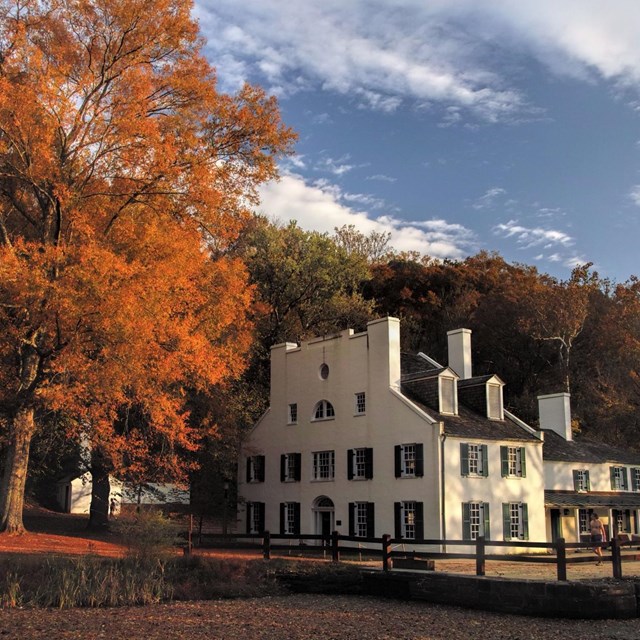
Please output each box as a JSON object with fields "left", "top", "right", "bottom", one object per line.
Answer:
{"left": 313, "top": 400, "right": 335, "bottom": 420}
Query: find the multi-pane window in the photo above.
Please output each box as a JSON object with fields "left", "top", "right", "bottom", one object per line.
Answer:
{"left": 462, "top": 501, "right": 490, "bottom": 540}
{"left": 280, "top": 502, "right": 300, "bottom": 535}
{"left": 313, "top": 400, "right": 335, "bottom": 420}
{"left": 395, "top": 443, "right": 424, "bottom": 478}
{"left": 288, "top": 403, "right": 298, "bottom": 424}
{"left": 632, "top": 468, "right": 640, "bottom": 491}
{"left": 280, "top": 453, "right": 301, "bottom": 482}
{"left": 579, "top": 509, "right": 590, "bottom": 534}
{"left": 611, "top": 466, "right": 629, "bottom": 490}
{"left": 355, "top": 392, "right": 366, "bottom": 415}
{"left": 348, "top": 447, "right": 373, "bottom": 480}
{"left": 312, "top": 450, "right": 335, "bottom": 480}
{"left": 246, "top": 455, "right": 265, "bottom": 483}
{"left": 460, "top": 443, "right": 488, "bottom": 477}
{"left": 573, "top": 469, "right": 590, "bottom": 492}
{"left": 394, "top": 501, "right": 424, "bottom": 540}
{"left": 501, "top": 446, "right": 526, "bottom": 478}
{"left": 246, "top": 502, "right": 265, "bottom": 534}
{"left": 503, "top": 502, "right": 529, "bottom": 540}
{"left": 349, "top": 502, "right": 375, "bottom": 538}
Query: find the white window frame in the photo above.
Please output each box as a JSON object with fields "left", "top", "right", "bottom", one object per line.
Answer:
{"left": 509, "top": 502, "right": 524, "bottom": 540}
{"left": 469, "top": 502, "right": 486, "bottom": 540}
{"left": 633, "top": 468, "right": 640, "bottom": 492}
{"left": 288, "top": 403, "right": 298, "bottom": 425}
{"left": 312, "top": 450, "right": 335, "bottom": 481}
{"left": 400, "top": 444, "right": 417, "bottom": 478}
{"left": 354, "top": 392, "right": 366, "bottom": 415}
{"left": 353, "top": 448, "right": 368, "bottom": 479}
{"left": 312, "top": 400, "right": 335, "bottom": 421}
{"left": 575, "top": 469, "right": 589, "bottom": 492}
{"left": 468, "top": 444, "right": 483, "bottom": 476}
{"left": 355, "top": 502, "right": 369, "bottom": 538}
{"left": 248, "top": 456, "right": 263, "bottom": 483}
{"left": 283, "top": 502, "right": 297, "bottom": 535}
{"left": 439, "top": 375, "right": 457, "bottom": 415}
{"left": 248, "top": 503, "right": 262, "bottom": 534}
{"left": 612, "top": 466, "right": 627, "bottom": 490}
{"left": 401, "top": 501, "right": 416, "bottom": 540}
{"left": 283, "top": 453, "right": 298, "bottom": 482}
{"left": 507, "top": 447, "right": 523, "bottom": 477}
{"left": 578, "top": 509, "right": 590, "bottom": 534}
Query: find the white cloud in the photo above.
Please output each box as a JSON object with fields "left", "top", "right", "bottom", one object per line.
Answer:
{"left": 366, "top": 174, "right": 397, "bottom": 183}
{"left": 472, "top": 187, "right": 507, "bottom": 210}
{"left": 257, "top": 174, "right": 475, "bottom": 258}
{"left": 195, "top": 1, "right": 640, "bottom": 122}
{"left": 493, "top": 220, "right": 574, "bottom": 249}
{"left": 629, "top": 185, "right": 640, "bottom": 206}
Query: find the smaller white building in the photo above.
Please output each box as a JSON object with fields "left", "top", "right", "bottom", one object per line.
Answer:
{"left": 541, "top": 393, "right": 640, "bottom": 542}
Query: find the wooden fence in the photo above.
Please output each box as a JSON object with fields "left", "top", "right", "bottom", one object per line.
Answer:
{"left": 183, "top": 524, "right": 640, "bottom": 582}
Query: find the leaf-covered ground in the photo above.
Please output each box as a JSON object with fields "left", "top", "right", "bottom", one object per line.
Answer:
{"left": 2, "top": 594, "right": 640, "bottom": 640}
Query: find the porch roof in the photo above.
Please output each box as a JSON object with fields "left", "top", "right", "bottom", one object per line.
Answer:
{"left": 545, "top": 490, "right": 640, "bottom": 509}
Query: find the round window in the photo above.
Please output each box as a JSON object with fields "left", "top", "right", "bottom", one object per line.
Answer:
{"left": 319, "top": 363, "right": 329, "bottom": 379}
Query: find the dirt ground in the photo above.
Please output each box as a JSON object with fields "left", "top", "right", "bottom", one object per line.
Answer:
{"left": 2, "top": 508, "right": 640, "bottom": 639}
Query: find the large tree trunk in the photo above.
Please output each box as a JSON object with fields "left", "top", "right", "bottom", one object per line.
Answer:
{"left": 88, "top": 449, "right": 111, "bottom": 531}
{"left": 0, "top": 405, "right": 37, "bottom": 534}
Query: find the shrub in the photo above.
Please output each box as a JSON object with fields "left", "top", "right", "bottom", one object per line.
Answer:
{"left": 114, "top": 510, "right": 181, "bottom": 561}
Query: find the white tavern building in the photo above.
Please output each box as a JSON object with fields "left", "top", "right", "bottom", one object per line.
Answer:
{"left": 238, "top": 317, "right": 548, "bottom": 549}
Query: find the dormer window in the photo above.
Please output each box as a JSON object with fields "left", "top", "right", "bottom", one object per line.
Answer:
{"left": 313, "top": 400, "right": 335, "bottom": 421}
{"left": 487, "top": 383, "right": 503, "bottom": 420}
{"left": 439, "top": 375, "right": 457, "bottom": 415}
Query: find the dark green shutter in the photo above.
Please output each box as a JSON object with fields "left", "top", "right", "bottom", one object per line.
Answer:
{"left": 611, "top": 467, "right": 616, "bottom": 489}
{"left": 295, "top": 453, "right": 302, "bottom": 481}
{"left": 256, "top": 455, "right": 265, "bottom": 482}
{"left": 365, "top": 448, "right": 374, "bottom": 479}
{"left": 522, "top": 503, "right": 529, "bottom": 540}
{"left": 502, "top": 503, "right": 510, "bottom": 540}
{"left": 293, "top": 503, "right": 300, "bottom": 535}
{"left": 460, "top": 443, "right": 469, "bottom": 476}
{"left": 585, "top": 470, "right": 590, "bottom": 491}
{"left": 415, "top": 502, "right": 424, "bottom": 541}
{"left": 415, "top": 444, "right": 424, "bottom": 477}
{"left": 280, "top": 455, "right": 286, "bottom": 482}
{"left": 394, "top": 502, "right": 402, "bottom": 538}
{"left": 348, "top": 502, "right": 355, "bottom": 536}
{"left": 367, "top": 502, "right": 375, "bottom": 537}
{"left": 394, "top": 445, "right": 401, "bottom": 477}
{"left": 279, "top": 503, "right": 285, "bottom": 534}
{"left": 483, "top": 503, "right": 491, "bottom": 540}
{"left": 622, "top": 467, "right": 629, "bottom": 490}
{"left": 481, "top": 445, "right": 488, "bottom": 477}
{"left": 573, "top": 470, "right": 580, "bottom": 490}
{"left": 500, "top": 446, "right": 508, "bottom": 477}
{"left": 246, "top": 458, "right": 251, "bottom": 483}
{"left": 519, "top": 449, "right": 526, "bottom": 478}
{"left": 347, "top": 449, "right": 354, "bottom": 480}
{"left": 257, "top": 502, "right": 265, "bottom": 534}
{"left": 462, "top": 503, "right": 471, "bottom": 540}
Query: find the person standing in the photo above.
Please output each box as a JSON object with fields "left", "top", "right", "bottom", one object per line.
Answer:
{"left": 590, "top": 513, "right": 606, "bottom": 565}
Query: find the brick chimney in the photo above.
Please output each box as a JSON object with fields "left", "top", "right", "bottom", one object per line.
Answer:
{"left": 447, "top": 328, "right": 472, "bottom": 379}
{"left": 538, "top": 392, "right": 572, "bottom": 441}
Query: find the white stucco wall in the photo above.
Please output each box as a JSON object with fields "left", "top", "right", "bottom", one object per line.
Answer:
{"left": 239, "top": 317, "right": 548, "bottom": 553}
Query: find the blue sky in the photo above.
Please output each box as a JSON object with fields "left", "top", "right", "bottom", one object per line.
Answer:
{"left": 194, "top": 0, "right": 640, "bottom": 282}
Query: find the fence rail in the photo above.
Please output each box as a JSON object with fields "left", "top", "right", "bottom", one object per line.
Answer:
{"left": 183, "top": 528, "right": 640, "bottom": 581}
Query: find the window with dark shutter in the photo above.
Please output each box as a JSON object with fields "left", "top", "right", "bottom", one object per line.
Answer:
{"left": 460, "top": 443, "right": 469, "bottom": 476}
{"left": 415, "top": 444, "right": 424, "bottom": 477}
{"left": 280, "top": 455, "right": 286, "bottom": 482}
{"left": 394, "top": 445, "right": 401, "bottom": 478}
{"left": 462, "top": 503, "right": 471, "bottom": 540}
{"left": 348, "top": 502, "right": 355, "bottom": 536}
{"left": 279, "top": 503, "right": 285, "bottom": 534}
{"left": 394, "top": 502, "right": 402, "bottom": 538}
{"left": 366, "top": 502, "right": 375, "bottom": 537}
{"left": 365, "top": 448, "right": 374, "bottom": 479}
{"left": 414, "top": 502, "right": 424, "bottom": 541}
{"left": 347, "top": 449, "right": 354, "bottom": 480}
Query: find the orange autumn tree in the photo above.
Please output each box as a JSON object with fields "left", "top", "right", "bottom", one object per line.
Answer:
{"left": 0, "top": 0, "right": 295, "bottom": 533}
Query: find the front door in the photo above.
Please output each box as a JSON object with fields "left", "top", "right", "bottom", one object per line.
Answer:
{"left": 550, "top": 509, "right": 562, "bottom": 542}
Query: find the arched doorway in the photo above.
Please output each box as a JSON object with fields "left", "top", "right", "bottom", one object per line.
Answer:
{"left": 312, "top": 496, "right": 334, "bottom": 543}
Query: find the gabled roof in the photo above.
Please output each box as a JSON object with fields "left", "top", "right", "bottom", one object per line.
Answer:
{"left": 402, "top": 388, "right": 539, "bottom": 442}
{"left": 542, "top": 430, "right": 640, "bottom": 465}
{"left": 457, "top": 374, "right": 503, "bottom": 388}
{"left": 400, "top": 352, "right": 440, "bottom": 377}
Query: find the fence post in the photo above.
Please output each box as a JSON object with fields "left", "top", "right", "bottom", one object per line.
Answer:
{"left": 611, "top": 537, "right": 622, "bottom": 579}
{"left": 556, "top": 537, "right": 567, "bottom": 581}
{"left": 331, "top": 530, "right": 340, "bottom": 562}
{"left": 475, "top": 535, "right": 485, "bottom": 576}
{"left": 263, "top": 530, "right": 271, "bottom": 560}
{"left": 186, "top": 513, "right": 193, "bottom": 555}
{"left": 382, "top": 534, "right": 391, "bottom": 571}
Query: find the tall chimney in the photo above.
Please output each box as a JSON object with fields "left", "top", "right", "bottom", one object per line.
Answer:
{"left": 447, "top": 328, "right": 472, "bottom": 379}
{"left": 538, "top": 392, "right": 572, "bottom": 441}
